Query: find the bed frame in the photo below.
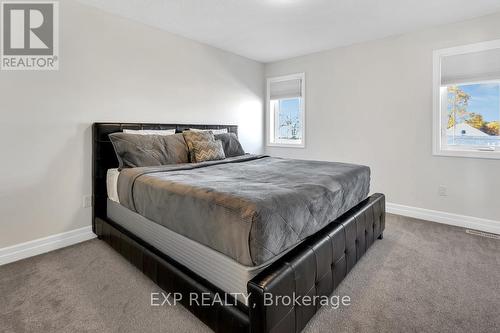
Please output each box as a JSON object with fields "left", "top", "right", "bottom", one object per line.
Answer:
{"left": 92, "top": 122, "right": 385, "bottom": 333}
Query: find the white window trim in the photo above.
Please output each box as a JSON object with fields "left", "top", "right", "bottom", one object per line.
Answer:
{"left": 432, "top": 39, "right": 500, "bottom": 160}
{"left": 266, "top": 73, "right": 306, "bottom": 148}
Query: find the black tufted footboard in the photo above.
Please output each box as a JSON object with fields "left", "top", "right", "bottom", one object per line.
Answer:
{"left": 248, "top": 193, "right": 385, "bottom": 333}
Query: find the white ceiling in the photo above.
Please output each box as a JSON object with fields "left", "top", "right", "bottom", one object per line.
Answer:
{"left": 78, "top": 0, "right": 500, "bottom": 63}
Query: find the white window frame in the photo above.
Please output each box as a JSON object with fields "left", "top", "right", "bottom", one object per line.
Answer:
{"left": 433, "top": 39, "right": 500, "bottom": 160}
{"left": 266, "top": 73, "right": 306, "bottom": 148}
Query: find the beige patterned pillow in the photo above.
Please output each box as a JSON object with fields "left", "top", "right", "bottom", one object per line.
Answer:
{"left": 191, "top": 140, "right": 226, "bottom": 162}
{"left": 182, "top": 130, "right": 215, "bottom": 162}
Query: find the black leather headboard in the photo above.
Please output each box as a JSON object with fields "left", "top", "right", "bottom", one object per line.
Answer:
{"left": 92, "top": 122, "right": 238, "bottom": 232}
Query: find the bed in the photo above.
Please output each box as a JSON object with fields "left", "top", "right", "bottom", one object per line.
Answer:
{"left": 92, "top": 122, "right": 385, "bottom": 333}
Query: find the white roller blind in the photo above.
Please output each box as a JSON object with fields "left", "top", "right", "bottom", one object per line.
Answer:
{"left": 270, "top": 78, "right": 302, "bottom": 100}
{"left": 441, "top": 48, "right": 500, "bottom": 85}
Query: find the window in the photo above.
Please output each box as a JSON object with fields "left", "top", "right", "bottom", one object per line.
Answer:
{"left": 433, "top": 40, "right": 500, "bottom": 159}
{"left": 266, "top": 73, "right": 305, "bottom": 147}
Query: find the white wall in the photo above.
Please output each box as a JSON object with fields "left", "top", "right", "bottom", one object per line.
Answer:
{"left": 0, "top": 1, "right": 264, "bottom": 248}
{"left": 265, "top": 13, "right": 500, "bottom": 223}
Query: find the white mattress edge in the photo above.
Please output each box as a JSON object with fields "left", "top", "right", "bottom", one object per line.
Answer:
{"left": 106, "top": 199, "right": 276, "bottom": 305}
{"left": 106, "top": 169, "right": 120, "bottom": 204}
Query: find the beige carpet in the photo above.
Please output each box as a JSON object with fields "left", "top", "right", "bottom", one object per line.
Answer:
{"left": 1, "top": 214, "right": 499, "bottom": 333}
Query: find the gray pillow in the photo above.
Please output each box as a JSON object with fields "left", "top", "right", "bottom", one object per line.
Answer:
{"left": 215, "top": 133, "right": 245, "bottom": 157}
{"left": 109, "top": 133, "right": 189, "bottom": 170}
{"left": 191, "top": 140, "right": 226, "bottom": 162}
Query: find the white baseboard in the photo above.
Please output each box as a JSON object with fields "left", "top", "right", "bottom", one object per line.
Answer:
{"left": 387, "top": 202, "right": 500, "bottom": 235}
{"left": 0, "top": 226, "right": 96, "bottom": 266}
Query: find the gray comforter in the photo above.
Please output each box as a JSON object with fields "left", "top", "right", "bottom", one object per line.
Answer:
{"left": 117, "top": 155, "right": 370, "bottom": 267}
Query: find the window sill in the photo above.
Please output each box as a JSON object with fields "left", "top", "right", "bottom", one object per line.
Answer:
{"left": 433, "top": 147, "right": 500, "bottom": 160}
{"left": 267, "top": 142, "right": 305, "bottom": 148}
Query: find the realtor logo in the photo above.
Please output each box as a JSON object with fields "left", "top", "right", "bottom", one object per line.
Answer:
{"left": 1, "top": 1, "right": 58, "bottom": 70}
